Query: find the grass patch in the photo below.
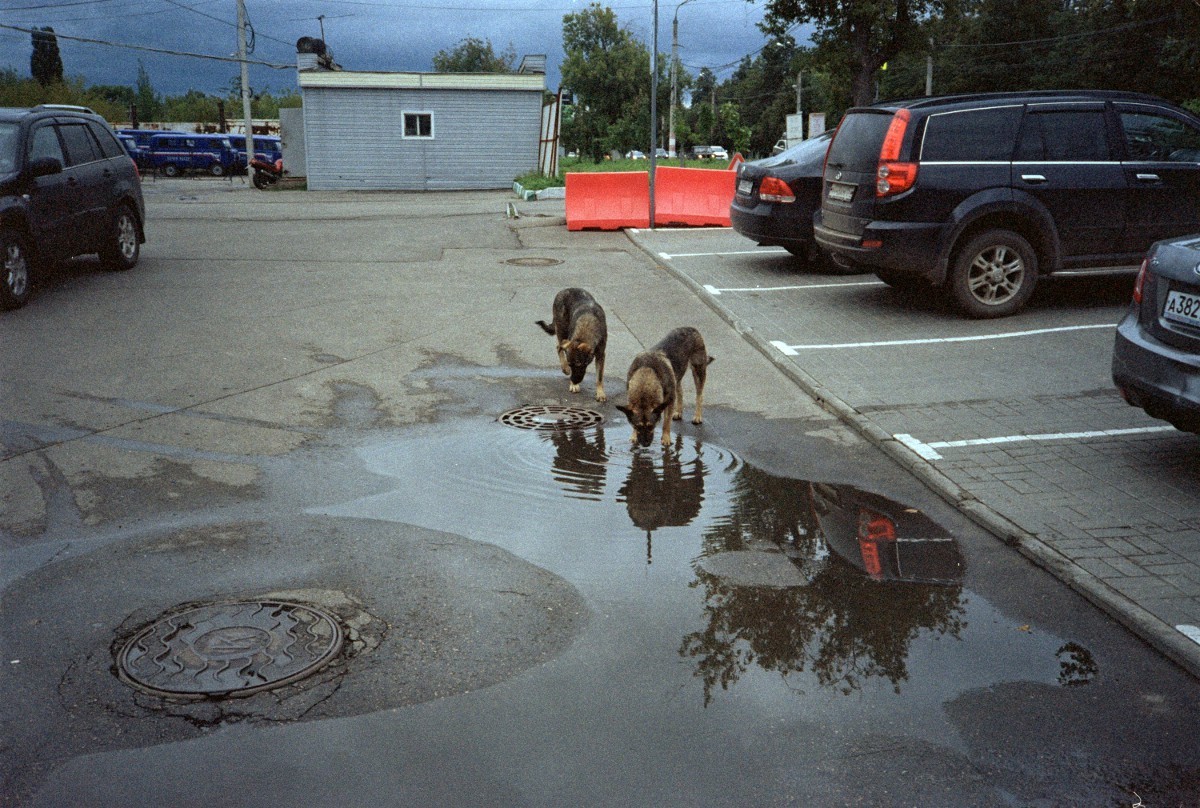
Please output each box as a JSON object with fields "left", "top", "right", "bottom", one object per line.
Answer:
{"left": 515, "top": 155, "right": 733, "bottom": 190}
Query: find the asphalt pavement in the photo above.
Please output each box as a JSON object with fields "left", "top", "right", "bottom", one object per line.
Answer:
{"left": 617, "top": 222, "right": 1200, "bottom": 681}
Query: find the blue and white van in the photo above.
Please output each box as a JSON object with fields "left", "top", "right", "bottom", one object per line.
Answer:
{"left": 147, "top": 133, "right": 237, "bottom": 177}
{"left": 227, "top": 134, "right": 282, "bottom": 168}
{"left": 117, "top": 128, "right": 184, "bottom": 167}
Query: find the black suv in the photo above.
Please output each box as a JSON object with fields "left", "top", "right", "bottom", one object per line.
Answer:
{"left": 1, "top": 104, "right": 146, "bottom": 310}
{"left": 814, "top": 91, "right": 1200, "bottom": 317}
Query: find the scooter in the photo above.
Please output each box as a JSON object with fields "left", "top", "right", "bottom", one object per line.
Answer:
{"left": 250, "top": 157, "right": 283, "bottom": 189}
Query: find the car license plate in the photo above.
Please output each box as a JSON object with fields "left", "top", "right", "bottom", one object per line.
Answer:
{"left": 1164, "top": 290, "right": 1200, "bottom": 326}
{"left": 828, "top": 182, "right": 855, "bottom": 202}
{"left": 737, "top": 179, "right": 753, "bottom": 196}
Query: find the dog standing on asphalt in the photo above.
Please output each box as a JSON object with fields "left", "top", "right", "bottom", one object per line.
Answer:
{"left": 616, "top": 326, "right": 713, "bottom": 447}
{"left": 536, "top": 287, "right": 608, "bottom": 402}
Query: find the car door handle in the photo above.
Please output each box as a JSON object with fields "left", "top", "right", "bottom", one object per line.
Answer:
{"left": 1135, "top": 173, "right": 1161, "bottom": 182}
{"left": 66, "top": 176, "right": 78, "bottom": 186}
{"left": 1020, "top": 174, "right": 1047, "bottom": 184}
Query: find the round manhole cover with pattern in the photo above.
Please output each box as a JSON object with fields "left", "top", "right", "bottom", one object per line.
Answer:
{"left": 117, "top": 601, "right": 343, "bottom": 699}
{"left": 504, "top": 257, "right": 563, "bottom": 267}
{"left": 498, "top": 405, "right": 605, "bottom": 430}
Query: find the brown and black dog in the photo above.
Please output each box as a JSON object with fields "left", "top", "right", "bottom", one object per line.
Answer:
{"left": 536, "top": 287, "right": 608, "bottom": 402}
{"left": 616, "top": 326, "right": 713, "bottom": 447}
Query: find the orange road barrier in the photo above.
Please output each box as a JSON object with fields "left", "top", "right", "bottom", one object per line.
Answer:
{"left": 653, "top": 165, "right": 736, "bottom": 227}
{"left": 565, "top": 172, "right": 650, "bottom": 231}
{"left": 728, "top": 153, "right": 745, "bottom": 170}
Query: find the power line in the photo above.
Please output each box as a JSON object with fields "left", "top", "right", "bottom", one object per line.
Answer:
{"left": 0, "top": 21, "right": 293, "bottom": 68}
{"left": 939, "top": 13, "right": 1178, "bottom": 49}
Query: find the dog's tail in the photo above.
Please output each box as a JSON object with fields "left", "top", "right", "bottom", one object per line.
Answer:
{"left": 535, "top": 319, "right": 555, "bottom": 335}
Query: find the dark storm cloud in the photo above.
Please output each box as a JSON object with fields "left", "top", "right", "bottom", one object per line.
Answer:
{"left": 0, "top": 0, "right": 776, "bottom": 97}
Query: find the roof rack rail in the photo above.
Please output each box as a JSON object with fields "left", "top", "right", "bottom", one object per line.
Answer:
{"left": 33, "top": 103, "right": 96, "bottom": 114}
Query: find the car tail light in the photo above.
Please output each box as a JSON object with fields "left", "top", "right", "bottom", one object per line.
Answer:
{"left": 759, "top": 176, "right": 795, "bottom": 203}
{"left": 1132, "top": 256, "right": 1149, "bottom": 304}
{"left": 876, "top": 109, "right": 917, "bottom": 197}
{"left": 857, "top": 508, "right": 896, "bottom": 579}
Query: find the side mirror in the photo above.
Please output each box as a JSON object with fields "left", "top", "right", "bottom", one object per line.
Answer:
{"left": 29, "top": 156, "right": 63, "bottom": 178}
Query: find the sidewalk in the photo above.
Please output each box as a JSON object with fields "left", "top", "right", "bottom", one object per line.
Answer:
{"left": 616, "top": 225, "right": 1200, "bottom": 681}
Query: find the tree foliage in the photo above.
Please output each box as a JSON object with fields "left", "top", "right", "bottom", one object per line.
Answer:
{"left": 30, "top": 27, "right": 64, "bottom": 87}
{"left": 432, "top": 37, "right": 517, "bottom": 73}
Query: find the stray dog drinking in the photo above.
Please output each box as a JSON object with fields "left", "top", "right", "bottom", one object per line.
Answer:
{"left": 537, "top": 288, "right": 608, "bottom": 402}
{"left": 616, "top": 326, "right": 713, "bottom": 447}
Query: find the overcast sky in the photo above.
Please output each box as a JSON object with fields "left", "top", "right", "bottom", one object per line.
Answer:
{"left": 0, "top": 0, "right": 786, "bottom": 99}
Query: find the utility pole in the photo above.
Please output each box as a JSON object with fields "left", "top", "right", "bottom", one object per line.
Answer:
{"left": 318, "top": 15, "right": 326, "bottom": 42}
{"left": 649, "top": 0, "right": 658, "bottom": 230}
{"left": 237, "top": 0, "right": 254, "bottom": 187}
{"left": 926, "top": 37, "right": 934, "bottom": 96}
{"left": 668, "top": 0, "right": 696, "bottom": 160}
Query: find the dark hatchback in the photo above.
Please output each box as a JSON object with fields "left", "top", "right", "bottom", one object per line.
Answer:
{"left": 730, "top": 131, "right": 832, "bottom": 262}
{"left": 1113, "top": 234, "right": 1200, "bottom": 432}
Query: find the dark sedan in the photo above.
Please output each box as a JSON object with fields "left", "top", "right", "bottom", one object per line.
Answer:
{"left": 730, "top": 131, "right": 834, "bottom": 265}
{"left": 1113, "top": 234, "right": 1200, "bottom": 432}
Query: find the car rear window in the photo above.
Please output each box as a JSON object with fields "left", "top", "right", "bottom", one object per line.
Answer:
{"left": 825, "top": 111, "right": 894, "bottom": 172}
{"left": 920, "top": 106, "right": 1022, "bottom": 161}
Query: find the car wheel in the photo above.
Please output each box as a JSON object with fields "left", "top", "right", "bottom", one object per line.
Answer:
{"left": 1, "top": 229, "right": 33, "bottom": 311}
{"left": 948, "top": 229, "right": 1038, "bottom": 318}
{"left": 163, "top": 164, "right": 179, "bottom": 177}
{"left": 210, "top": 162, "right": 225, "bottom": 177}
{"left": 99, "top": 206, "right": 140, "bottom": 271}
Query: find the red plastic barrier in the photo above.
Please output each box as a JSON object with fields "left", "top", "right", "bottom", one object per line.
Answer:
{"left": 565, "top": 172, "right": 650, "bottom": 231}
{"left": 653, "top": 165, "right": 737, "bottom": 227}
{"left": 728, "top": 153, "right": 745, "bottom": 170}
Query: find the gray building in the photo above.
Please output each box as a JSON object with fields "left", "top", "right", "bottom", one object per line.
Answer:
{"left": 297, "top": 62, "right": 545, "bottom": 191}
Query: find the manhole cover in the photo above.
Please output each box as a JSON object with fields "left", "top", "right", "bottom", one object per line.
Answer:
{"left": 117, "top": 601, "right": 343, "bottom": 699}
{"left": 498, "top": 404, "right": 604, "bottom": 430}
{"left": 504, "top": 257, "right": 563, "bottom": 267}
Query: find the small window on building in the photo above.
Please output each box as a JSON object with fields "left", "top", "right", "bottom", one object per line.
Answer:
{"left": 403, "top": 112, "right": 434, "bottom": 139}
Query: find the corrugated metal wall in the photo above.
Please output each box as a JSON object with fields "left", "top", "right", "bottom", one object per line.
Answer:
{"left": 303, "top": 86, "right": 541, "bottom": 191}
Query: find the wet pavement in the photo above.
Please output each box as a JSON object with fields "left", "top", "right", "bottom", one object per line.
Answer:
{"left": 2, "top": 183, "right": 1199, "bottom": 806}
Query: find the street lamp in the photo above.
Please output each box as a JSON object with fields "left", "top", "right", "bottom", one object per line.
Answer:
{"left": 668, "top": 0, "right": 697, "bottom": 159}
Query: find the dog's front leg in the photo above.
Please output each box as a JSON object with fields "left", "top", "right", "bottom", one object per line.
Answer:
{"left": 594, "top": 356, "right": 607, "bottom": 402}
{"left": 660, "top": 414, "right": 672, "bottom": 447}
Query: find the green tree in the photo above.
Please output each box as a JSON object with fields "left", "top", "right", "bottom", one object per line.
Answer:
{"left": 760, "top": 0, "right": 953, "bottom": 107}
{"left": 30, "top": 27, "right": 64, "bottom": 87}
{"left": 560, "top": 3, "right": 653, "bottom": 160}
{"left": 135, "top": 61, "right": 160, "bottom": 121}
{"left": 432, "top": 37, "right": 517, "bottom": 72}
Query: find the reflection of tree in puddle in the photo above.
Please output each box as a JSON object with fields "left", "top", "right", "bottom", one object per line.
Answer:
{"left": 544, "top": 427, "right": 608, "bottom": 501}
{"left": 681, "top": 464, "right": 966, "bottom": 705}
{"left": 617, "top": 436, "right": 707, "bottom": 563}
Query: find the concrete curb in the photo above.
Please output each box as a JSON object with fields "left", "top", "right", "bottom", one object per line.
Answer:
{"left": 627, "top": 229, "right": 1200, "bottom": 681}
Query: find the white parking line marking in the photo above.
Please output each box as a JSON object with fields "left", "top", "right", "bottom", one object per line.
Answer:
{"left": 1178, "top": 625, "right": 1200, "bottom": 646}
{"left": 706, "top": 280, "right": 884, "bottom": 297}
{"left": 660, "top": 248, "right": 785, "bottom": 260}
{"left": 775, "top": 323, "right": 1115, "bottom": 352}
{"left": 894, "top": 426, "right": 1176, "bottom": 461}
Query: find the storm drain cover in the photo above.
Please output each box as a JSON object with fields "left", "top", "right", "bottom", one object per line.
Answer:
{"left": 504, "top": 257, "right": 563, "bottom": 267}
{"left": 499, "top": 404, "right": 604, "bottom": 430}
{"left": 117, "top": 601, "right": 343, "bottom": 699}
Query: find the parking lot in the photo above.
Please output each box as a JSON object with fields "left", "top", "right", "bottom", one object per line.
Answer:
{"left": 628, "top": 225, "right": 1200, "bottom": 675}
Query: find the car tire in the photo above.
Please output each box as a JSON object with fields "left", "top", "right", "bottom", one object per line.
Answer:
{"left": 1, "top": 229, "right": 33, "bottom": 311}
{"left": 210, "top": 162, "right": 225, "bottom": 177}
{"left": 99, "top": 206, "right": 140, "bottom": 271}
{"left": 948, "top": 229, "right": 1038, "bottom": 318}
{"left": 163, "top": 164, "right": 179, "bottom": 177}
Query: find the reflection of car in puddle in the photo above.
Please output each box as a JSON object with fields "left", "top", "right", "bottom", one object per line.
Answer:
{"left": 808, "top": 481, "right": 965, "bottom": 585}
{"left": 685, "top": 464, "right": 968, "bottom": 704}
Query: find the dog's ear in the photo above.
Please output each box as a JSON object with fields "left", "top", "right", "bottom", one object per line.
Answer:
{"left": 559, "top": 339, "right": 571, "bottom": 352}
{"left": 652, "top": 401, "right": 670, "bottom": 415}
{"left": 575, "top": 341, "right": 591, "bottom": 354}
{"left": 615, "top": 404, "right": 633, "bottom": 419}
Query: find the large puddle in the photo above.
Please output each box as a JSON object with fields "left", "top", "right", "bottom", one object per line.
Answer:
{"left": 315, "top": 420, "right": 1085, "bottom": 705}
